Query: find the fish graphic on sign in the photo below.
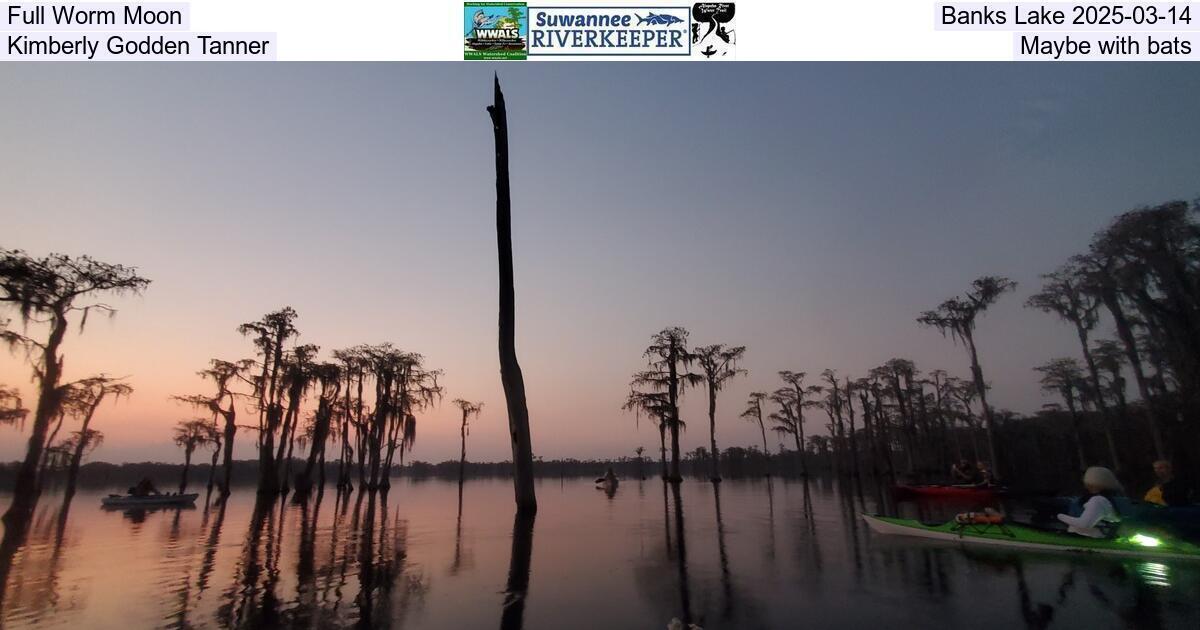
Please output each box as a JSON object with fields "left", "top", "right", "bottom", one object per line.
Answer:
{"left": 635, "top": 13, "right": 685, "bottom": 25}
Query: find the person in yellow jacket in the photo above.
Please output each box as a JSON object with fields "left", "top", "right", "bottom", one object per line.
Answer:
{"left": 1142, "top": 460, "right": 1192, "bottom": 507}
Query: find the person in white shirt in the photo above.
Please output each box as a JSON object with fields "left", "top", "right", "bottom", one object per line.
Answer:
{"left": 1057, "top": 466, "right": 1123, "bottom": 538}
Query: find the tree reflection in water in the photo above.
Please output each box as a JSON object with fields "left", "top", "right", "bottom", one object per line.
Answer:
{"left": 499, "top": 510, "right": 535, "bottom": 630}
{"left": 218, "top": 495, "right": 279, "bottom": 628}
{"left": 449, "top": 480, "right": 473, "bottom": 576}
{"left": 292, "top": 487, "right": 321, "bottom": 627}
{"left": 763, "top": 477, "right": 778, "bottom": 573}
{"left": 670, "top": 482, "right": 694, "bottom": 627}
{"left": 197, "top": 498, "right": 228, "bottom": 595}
{"left": 711, "top": 482, "right": 733, "bottom": 622}
{"left": 0, "top": 503, "right": 73, "bottom": 624}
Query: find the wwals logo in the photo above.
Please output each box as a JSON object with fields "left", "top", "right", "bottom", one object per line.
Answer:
{"left": 465, "top": 2, "right": 528, "bottom": 60}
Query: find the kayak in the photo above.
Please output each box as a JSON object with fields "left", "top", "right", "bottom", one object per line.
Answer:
{"left": 595, "top": 478, "right": 619, "bottom": 491}
{"left": 863, "top": 514, "right": 1200, "bottom": 561}
{"left": 1125, "top": 503, "right": 1200, "bottom": 540}
{"left": 101, "top": 493, "right": 198, "bottom": 508}
{"left": 1125, "top": 502, "right": 1200, "bottom": 523}
{"left": 893, "top": 484, "right": 1003, "bottom": 499}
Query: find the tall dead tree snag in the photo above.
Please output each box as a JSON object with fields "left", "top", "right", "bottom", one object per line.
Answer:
{"left": 489, "top": 75, "right": 537, "bottom": 514}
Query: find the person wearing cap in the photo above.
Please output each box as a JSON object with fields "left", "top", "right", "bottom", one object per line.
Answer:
{"left": 1057, "top": 466, "right": 1123, "bottom": 538}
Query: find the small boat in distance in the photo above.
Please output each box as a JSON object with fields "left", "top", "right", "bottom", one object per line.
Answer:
{"left": 101, "top": 492, "right": 198, "bottom": 508}
{"left": 595, "top": 477, "right": 619, "bottom": 492}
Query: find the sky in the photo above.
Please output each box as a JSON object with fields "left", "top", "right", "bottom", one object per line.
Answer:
{"left": 1, "top": 63, "right": 1198, "bottom": 465}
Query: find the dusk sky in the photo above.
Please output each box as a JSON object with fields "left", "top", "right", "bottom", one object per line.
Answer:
{"left": 2, "top": 63, "right": 1198, "bottom": 465}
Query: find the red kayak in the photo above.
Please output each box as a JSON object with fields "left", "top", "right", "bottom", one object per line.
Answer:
{"left": 893, "top": 484, "right": 1004, "bottom": 499}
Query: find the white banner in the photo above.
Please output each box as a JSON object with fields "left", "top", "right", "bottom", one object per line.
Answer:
{"left": 1, "top": 0, "right": 1196, "bottom": 60}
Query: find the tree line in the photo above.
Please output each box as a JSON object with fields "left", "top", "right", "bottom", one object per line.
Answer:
{"left": 2, "top": 198, "right": 1196, "bottom": 544}
{"left": 173, "top": 308, "right": 449, "bottom": 501}
{"left": 624, "top": 199, "right": 1200, "bottom": 491}
{"left": 0, "top": 248, "right": 501, "bottom": 562}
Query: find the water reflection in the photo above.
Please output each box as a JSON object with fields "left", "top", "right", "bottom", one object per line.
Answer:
{"left": 666, "top": 482, "right": 694, "bottom": 627}
{"left": 449, "top": 482, "right": 472, "bottom": 576}
{"left": 711, "top": 482, "right": 732, "bottom": 622}
{"left": 763, "top": 478, "right": 777, "bottom": 571}
{"left": 1013, "top": 558, "right": 1059, "bottom": 630}
{"left": 499, "top": 511, "right": 535, "bottom": 630}
{"left": 106, "top": 503, "right": 198, "bottom": 524}
{"left": 796, "top": 479, "right": 823, "bottom": 575}
{"left": 0, "top": 502, "right": 72, "bottom": 625}
{"left": 292, "top": 488, "right": 320, "bottom": 627}
{"left": 197, "top": 499, "right": 227, "bottom": 595}
{"left": 0, "top": 478, "right": 1198, "bottom": 629}
{"left": 218, "top": 496, "right": 279, "bottom": 627}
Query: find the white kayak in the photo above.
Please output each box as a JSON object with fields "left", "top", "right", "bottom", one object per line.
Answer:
{"left": 101, "top": 493, "right": 198, "bottom": 508}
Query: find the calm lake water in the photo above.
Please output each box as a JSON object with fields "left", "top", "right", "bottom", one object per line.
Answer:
{"left": 1, "top": 477, "right": 1198, "bottom": 629}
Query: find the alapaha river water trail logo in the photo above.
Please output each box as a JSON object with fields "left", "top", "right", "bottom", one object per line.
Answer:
{"left": 692, "top": 2, "right": 735, "bottom": 59}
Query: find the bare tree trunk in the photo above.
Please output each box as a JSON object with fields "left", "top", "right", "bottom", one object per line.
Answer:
{"left": 381, "top": 415, "right": 403, "bottom": 491}
{"left": 707, "top": 385, "right": 721, "bottom": 481}
{"left": 355, "top": 373, "right": 368, "bottom": 489}
{"left": 1100, "top": 290, "right": 1166, "bottom": 459}
{"left": 318, "top": 448, "right": 326, "bottom": 488}
{"left": 282, "top": 431, "right": 298, "bottom": 494}
{"left": 869, "top": 388, "right": 897, "bottom": 479}
{"left": 891, "top": 378, "right": 916, "bottom": 475}
{"left": 931, "top": 384, "right": 951, "bottom": 472}
{"left": 756, "top": 413, "right": 770, "bottom": 476}
{"left": 276, "top": 390, "right": 303, "bottom": 494}
{"left": 796, "top": 417, "right": 809, "bottom": 476}
{"left": 914, "top": 382, "right": 933, "bottom": 471}
{"left": 658, "top": 423, "right": 668, "bottom": 479}
{"left": 788, "top": 384, "right": 810, "bottom": 477}
{"left": 490, "top": 75, "right": 537, "bottom": 514}
{"left": 966, "top": 334, "right": 1001, "bottom": 475}
{"left": 338, "top": 376, "right": 354, "bottom": 489}
{"left": 2, "top": 314, "right": 68, "bottom": 542}
{"left": 275, "top": 398, "right": 298, "bottom": 479}
{"left": 859, "top": 392, "right": 881, "bottom": 478}
{"left": 792, "top": 431, "right": 804, "bottom": 476}
{"left": 206, "top": 439, "right": 221, "bottom": 499}
{"left": 1066, "top": 393, "right": 1087, "bottom": 472}
{"left": 258, "top": 405, "right": 282, "bottom": 495}
{"left": 220, "top": 410, "right": 237, "bottom": 496}
{"left": 845, "top": 380, "right": 861, "bottom": 479}
{"left": 297, "top": 398, "right": 334, "bottom": 496}
{"left": 62, "top": 396, "right": 104, "bottom": 503}
{"left": 1074, "top": 322, "right": 1121, "bottom": 471}
{"left": 180, "top": 446, "right": 194, "bottom": 492}
{"left": 459, "top": 413, "right": 468, "bottom": 484}
{"left": 667, "top": 347, "right": 682, "bottom": 482}
{"left": 40, "top": 412, "right": 66, "bottom": 476}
